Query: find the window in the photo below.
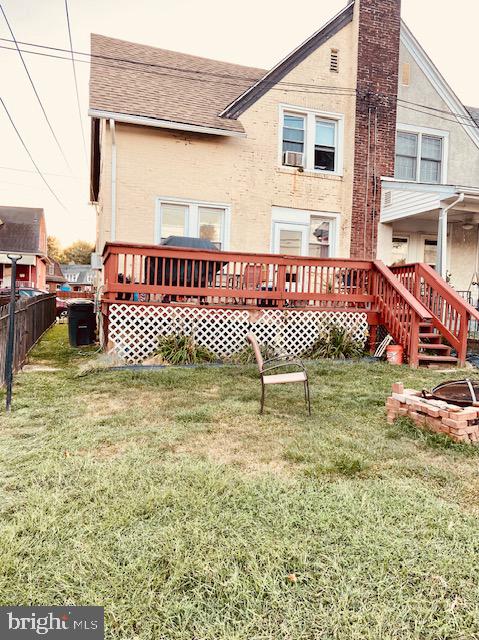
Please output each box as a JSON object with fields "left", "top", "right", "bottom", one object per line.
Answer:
{"left": 309, "top": 216, "right": 332, "bottom": 257}
{"left": 272, "top": 208, "right": 338, "bottom": 258}
{"left": 281, "top": 107, "right": 342, "bottom": 174}
{"left": 315, "top": 120, "right": 336, "bottom": 172}
{"left": 282, "top": 114, "right": 305, "bottom": 155}
{"left": 330, "top": 49, "right": 339, "bottom": 73}
{"left": 396, "top": 132, "right": 418, "bottom": 181}
{"left": 160, "top": 203, "right": 187, "bottom": 240}
{"left": 391, "top": 237, "right": 409, "bottom": 265}
{"left": 48, "top": 264, "right": 54, "bottom": 276}
{"left": 157, "top": 199, "right": 228, "bottom": 249}
{"left": 420, "top": 135, "right": 442, "bottom": 183}
{"left": 423, "top": 238, "right": 437, "bottom": 267}
{"left": 198, "top": 207, "right": 224, "bottom": 249}
{"left": 395, "top": 129, "right": 444, "bottom": 184}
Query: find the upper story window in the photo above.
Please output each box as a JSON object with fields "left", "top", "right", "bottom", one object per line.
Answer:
{"left": 282, "top": 115, "right": 305, "bottom": 156}
{"left": 280, "top": 106, "right": 343, "bottom": 175}
{"left": 395, "top": 128, "right": 446, "bottom": 184}
{"left": 157, "top": 198, "right": 229, "bottom": 249}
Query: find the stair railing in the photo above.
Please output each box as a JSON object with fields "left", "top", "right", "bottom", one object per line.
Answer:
{"left": 390, "top": 263, "right": 479, "bottom": 366}
{"left": 372, "top": 261, "right": 432, "bottom": 367}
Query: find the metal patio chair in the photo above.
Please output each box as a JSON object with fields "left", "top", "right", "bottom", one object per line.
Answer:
{"left": 247, "top": 332, "right": 311, "bottom": 415}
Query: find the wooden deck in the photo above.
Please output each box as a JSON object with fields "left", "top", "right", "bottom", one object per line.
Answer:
{"left": 101, "top": 242, "right": 479, "bottom": 367}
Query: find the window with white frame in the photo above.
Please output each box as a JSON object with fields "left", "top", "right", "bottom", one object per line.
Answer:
{"left": 395, "top": 130, "right": 444, "bottom": 183}
{"left": 309, "top": 216, "right": 333, "bottom": 257}
{"left": 281, "top": 107, "right": 342, "bottom": 173}
{"left": 157, "top": 199, "right": 228, "bottom": 249}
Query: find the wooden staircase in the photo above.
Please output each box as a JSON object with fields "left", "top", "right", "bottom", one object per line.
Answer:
{"left": 388, "top": 262, "right": 479, "bottom": 368}
{"left": 417, "top": 321, "right": 458, "bottom": 367}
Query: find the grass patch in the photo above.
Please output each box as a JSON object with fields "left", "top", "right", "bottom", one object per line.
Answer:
{"left": 1, "top": 325, "right": 479, "bottom": 639}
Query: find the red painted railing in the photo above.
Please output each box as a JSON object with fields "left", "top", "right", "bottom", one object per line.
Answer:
{"left": 102, "top": 243, "right": 434, "bottom": 365}
{"left": 102, "top": 242, "right": 376, "bottom": 310}
{"left": 391, "top": 263, "right": 479, "bottom": 365}
{"left": 373, "top": 261, "right": 432, "bottom": 367}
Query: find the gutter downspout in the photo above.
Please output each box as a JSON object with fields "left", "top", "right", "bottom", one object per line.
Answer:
{"left": 437, "top": 193, "right": 465, "bottom": 279}
{"left": 110, "top": 118, "right": 117, "bottom": 242}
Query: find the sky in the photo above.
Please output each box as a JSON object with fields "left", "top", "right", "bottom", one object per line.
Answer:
{"left": 1, "top": 0, "right": 478, "bottom": 247}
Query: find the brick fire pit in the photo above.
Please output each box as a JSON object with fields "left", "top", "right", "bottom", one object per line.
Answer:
{"left": 386, "top": 382, "right": 479, "bottom": 444}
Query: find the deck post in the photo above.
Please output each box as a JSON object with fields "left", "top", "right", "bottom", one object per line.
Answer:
{"left": 409, "top": 316, "right": 420, "bottom": 368}
{"left": 457, "top": 312, "right": 468, "bottom": 368}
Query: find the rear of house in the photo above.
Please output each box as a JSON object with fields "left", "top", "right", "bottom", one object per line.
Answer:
{"left": 88, "top": 0, "right": 479, "bottom": 368}
{"left": 89, "top": 0, "right": 398, "bottom": 264}
{"left": 89, "top": 0, "right": 479, "bottom": 301}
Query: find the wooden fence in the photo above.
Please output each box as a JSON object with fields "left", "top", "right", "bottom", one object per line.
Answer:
{"left": 0, "top": 294, "right": 56, "bottom": 387}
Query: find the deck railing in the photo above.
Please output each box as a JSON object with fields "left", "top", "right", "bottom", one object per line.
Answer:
{"left": 102, "top": 243, "right": 435, "bottom": 365}
{"left": 391, "top": 262, "right": 479, "bottom": 365}
{"left": 102, "top": 242, "right": 376, "bottom": 310}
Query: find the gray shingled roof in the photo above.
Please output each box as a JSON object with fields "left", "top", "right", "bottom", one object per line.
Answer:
{"left": 60, "top": 264, "right": 94, "bottom": 286}
{"left": 0, "top": 206, "right": 45, "bottom": 254}
{"left": 89, "top": 34, "right": 265, "bottom": 134}
{"left": 466, "top": 106, "right": 479, "bottom": 127}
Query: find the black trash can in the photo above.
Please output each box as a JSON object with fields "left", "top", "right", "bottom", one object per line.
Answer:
{"left": 67, "top": 300, "right": 96, "bottom": 347}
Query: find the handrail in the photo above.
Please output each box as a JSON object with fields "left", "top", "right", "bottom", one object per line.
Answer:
{"left": 417, "top": 263, "right": 479, "bottom": 322}
{"left": 390, "top": 262, "right": 478, "bottom": 365}
{"left": 373, "top": 261, "right": 432, "bottom": 321}
{"left": 372, "top": 261, "right": 432, "bottom": 367}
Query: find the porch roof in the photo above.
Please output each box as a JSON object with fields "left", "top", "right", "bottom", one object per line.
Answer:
{"left": 380, "top": 178, "right": 479, "bottom": 223}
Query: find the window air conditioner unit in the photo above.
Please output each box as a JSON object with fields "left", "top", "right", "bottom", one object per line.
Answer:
{"left": 283, "top": 151, "right": 304, "bottom": 168}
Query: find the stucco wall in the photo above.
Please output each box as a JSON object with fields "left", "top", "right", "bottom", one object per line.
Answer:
{"left": 397, "top": 42, "right": 479, "bottom": 186}
{"left": 96, "top": 19, "right": 358, "bottom": 258}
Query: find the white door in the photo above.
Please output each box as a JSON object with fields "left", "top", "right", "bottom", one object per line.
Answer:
{"left": 273, "top": 222, "right": 309, "bottom": 256}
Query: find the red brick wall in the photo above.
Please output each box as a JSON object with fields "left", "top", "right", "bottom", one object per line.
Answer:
{"left": 350, "top": 0, "right": 401, "bottom": 259}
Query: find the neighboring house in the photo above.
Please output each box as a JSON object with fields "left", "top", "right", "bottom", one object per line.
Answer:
{"left": 60, "top": 264, "right": 95, "bottom": 292}
{"left": 46, "top": 260, "right": 67, "bottom": 292}
{"left": 0, "top": 206, "right": 48, "bottom": 290}
{"left": 379, "top": 25, "right": 479, "bottom": 296}
{"left": 88, "top": 0, "right": 479, "bottom": 300}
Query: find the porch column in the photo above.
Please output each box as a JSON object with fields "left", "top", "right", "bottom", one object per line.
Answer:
{"left": 436, "top": 206, "right": 448, "bottom": 279}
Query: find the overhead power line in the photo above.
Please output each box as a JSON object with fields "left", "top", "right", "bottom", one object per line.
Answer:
{"left": 0, "top": 37, "right": 477, "bottom": 130}
{"left": 0, "top": 96, "right": 68, "bottom": 210}
{"left": 0, "top": 5, "right": 71, "bottom": 169}
{"left": 64, "top": 0, "right": 87, "bottom": 165}
{"left": 0, "top": 165, "right": 80, "bottom": 179}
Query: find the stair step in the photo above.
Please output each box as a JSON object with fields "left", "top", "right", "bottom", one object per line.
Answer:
{"left": 419, "top": 322, "right": 433, "bottom": 328}
{"left": 418, "top": 343, "right": 451, "bottom": 353}
{"left": 418, "top": 354, "right": 458, "bottom": 363}
{"left": 419, "top": 332, "right": 441, "bottom": 340}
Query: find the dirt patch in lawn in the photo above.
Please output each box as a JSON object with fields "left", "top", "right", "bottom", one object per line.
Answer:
{"left": 174, "top": 424, "right": 292, "bottom": 477}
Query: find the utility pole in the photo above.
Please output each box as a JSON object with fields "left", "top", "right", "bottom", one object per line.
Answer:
{"left": 5, "top": 254, "right": 22, "bottom": 411}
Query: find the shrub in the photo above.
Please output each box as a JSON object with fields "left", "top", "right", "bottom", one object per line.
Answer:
{"left": 155, "top": 333, "right": 216, "bottom": 365}
{"left": 307, "top": 324, "right": 365, "bottom": 360}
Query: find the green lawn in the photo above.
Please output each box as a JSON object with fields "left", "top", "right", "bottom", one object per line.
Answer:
{"left": 1, "top": 325, "right": 479, "bottom": 639}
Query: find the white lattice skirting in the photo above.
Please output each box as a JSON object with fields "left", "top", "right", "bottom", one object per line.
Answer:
{"left": 107, "top": 304, "right": 369, "bottom": 363}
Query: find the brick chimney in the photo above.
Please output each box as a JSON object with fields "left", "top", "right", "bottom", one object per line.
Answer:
{"left": 350, "top": 0, "right": 401, "bottom": 259}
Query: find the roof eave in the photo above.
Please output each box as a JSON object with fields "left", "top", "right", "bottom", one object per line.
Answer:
{"left": 219, "top": 1, "right": 355, "bottom": 120}
{"left": 88, "top": 109, "right": 246, "bottom": 138}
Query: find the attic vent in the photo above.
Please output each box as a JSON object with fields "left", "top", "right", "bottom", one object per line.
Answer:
{"left": 384, "top": 191, "right": 393, "bottom": 207}
{"left": 401, "top": 63, "right": 410, "bottom": 86}
{"left": 330, "top": 49, "right": 339, "bottom": 73}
